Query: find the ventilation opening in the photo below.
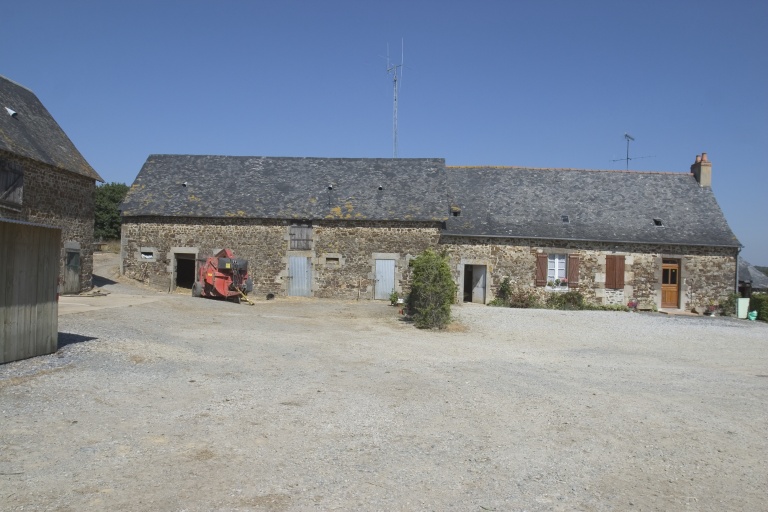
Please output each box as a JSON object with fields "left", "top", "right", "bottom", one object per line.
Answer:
{"left": 561, "top": 215, "right": 570, "bottom": 223}
{"left": 141, "top": 251, "right": 154, "bottom": 259}
{"left": 653, "top": 218, "right": 664, "bottom": 227}
{"left": 451, "top": 206, "right": 461, "bottom": 217}
{"left": 326, "top": 257, "right": 340, "bottom": 265}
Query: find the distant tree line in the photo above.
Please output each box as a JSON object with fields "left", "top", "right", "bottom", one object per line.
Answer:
{"left": 94, "top": 182, "right": 129, "bottom": 240}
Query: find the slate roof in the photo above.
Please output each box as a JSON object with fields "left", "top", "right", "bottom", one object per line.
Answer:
{"left": 739, "top": 258, "right": 768, "bottom": 290}
{"left": 121, "top": 155, "right": 448, "bottom": 222}
{"left": 0, "top": 75, "right": 102, "bottom": 181}
{"left": 444, "top": 166, "right": 740, "bottom": 247}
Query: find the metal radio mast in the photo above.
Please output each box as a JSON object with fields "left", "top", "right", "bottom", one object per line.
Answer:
{"left": 387, "top": 40, "right": 403, "bottom": 158}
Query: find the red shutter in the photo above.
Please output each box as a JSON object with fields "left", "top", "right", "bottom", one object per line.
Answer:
{"left": 567, "top": 254, "right": 580, "bottom": 287}
{"left": 615, "top": 255, "right": 625, "bottom": 288}
{"left": 606, "top": 255, "right": 616, "bottom": 289}
{"left": 535, "top": 253, "right": 547, "bottom": 287}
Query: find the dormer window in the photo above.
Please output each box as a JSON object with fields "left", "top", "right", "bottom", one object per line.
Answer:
{"left": 653, "top": 218, "right": 664, "bottom": 227}
{"left": 561, "top": 215, "right": 570, "bottom": 223}
{"left": 451, "top": 205, "right": 461, "bottom": 217}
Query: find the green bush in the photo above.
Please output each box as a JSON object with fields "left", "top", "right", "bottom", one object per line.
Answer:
{"left": 406, "top": 249, "right": 457, "bottom": 329}
{"left": 720, "top": 292, "right": 740, "bottom": 317}
{"left": 749, "top": 293, "right": 768, "bottom": 321}
{"left": 583, "top": 303, "right": 630, "bottom": 312}
{"left": 508, "top": 290, "right": 540, "bottom": 309}
{"left": 496, "top": 277, "right": 512, "bottom": 304}
{"left": 546, "top": 291, "right": 585, "bottom": 310}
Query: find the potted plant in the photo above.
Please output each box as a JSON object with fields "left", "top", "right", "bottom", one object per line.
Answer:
{"left": 704, "top": 300, "right": 717, "bottom": 316}
{"left": 389, "top": 290, "right": 399, "bottom": 306}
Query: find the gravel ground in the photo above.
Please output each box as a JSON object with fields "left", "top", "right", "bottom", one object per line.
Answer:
{"left": 1, "top": 255, "right": 767, "bottom": 511}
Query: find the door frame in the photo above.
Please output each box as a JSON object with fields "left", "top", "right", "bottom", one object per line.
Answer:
{"left": 661, "top": 258, "right": 681, "bottom": 308}
{"left": 458, "top": 259, "right": 490, "bottom": 305}
{"left": 287, "top": 253, "right": 312, "bottom": 297}
{"left": 374, "top": 258, "right": 396, "bottom": 300}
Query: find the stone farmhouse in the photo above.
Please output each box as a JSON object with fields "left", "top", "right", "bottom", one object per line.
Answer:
{"left": 0, "top": 75, "right": 103, "bottom": 293}
{"left": 120, "top": 153, "right": 740, "bottom": 311}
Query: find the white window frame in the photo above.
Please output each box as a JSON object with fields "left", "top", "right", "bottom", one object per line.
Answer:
{"left": 546, "top": 253, "right": 568, "bottom": 290}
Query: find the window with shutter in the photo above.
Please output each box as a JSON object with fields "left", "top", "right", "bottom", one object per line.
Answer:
{"left": 0, "top": 161, "right": 23, "bottom": 208}
{"left": 605, "top": 255, "right": 625, "bottom": 289}
{"left": 567, "top": 254, "right": 580, "bottom": 287}
{"left": 289, "top": 223, "right": 312, "bottom": 250}
{"left": 535, "top": 253, "right": 548, "bottom": 287}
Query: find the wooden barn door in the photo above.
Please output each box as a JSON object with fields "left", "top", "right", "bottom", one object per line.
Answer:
{"left": 661, "top": 259, "right": 680, "bottom": 308}
{"left": 63, "top": 248, "right": 80, "bottom": 294}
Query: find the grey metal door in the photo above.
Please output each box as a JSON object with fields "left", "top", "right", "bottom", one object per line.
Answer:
{"left": 471, "top": 265, "right": 486, "bottom": 304}
{"left": 375, "top": 259, "right": 396, "bottom": 300}
{"left": 63, "top": 249, "right": 80, "bottom": 294}
{"left": 288, "top": 256, "right": 311, "bottom": 297}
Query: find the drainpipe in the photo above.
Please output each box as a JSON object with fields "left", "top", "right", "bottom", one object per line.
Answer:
{"left": 735, "top": 245, "right": 742, "bottom": 295}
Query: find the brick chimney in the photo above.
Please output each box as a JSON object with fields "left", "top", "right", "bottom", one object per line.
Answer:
{"left": 691, "top": 152, "right": 712, "bottom": 187}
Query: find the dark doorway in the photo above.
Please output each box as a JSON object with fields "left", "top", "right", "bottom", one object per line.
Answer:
{"left": 463, "top": 265, "right": 474, "bottom": 302}
{"left": 175, "top": 254, "right": 196, "bottom": 289}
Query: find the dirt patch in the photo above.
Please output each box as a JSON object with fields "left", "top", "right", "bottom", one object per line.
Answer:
{"left": 1, "top": 290, "right": 767, "bottom": 511}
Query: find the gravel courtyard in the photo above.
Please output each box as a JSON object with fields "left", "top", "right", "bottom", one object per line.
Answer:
{"left": 1, "top": 257, "right": 767, "bottom": 511}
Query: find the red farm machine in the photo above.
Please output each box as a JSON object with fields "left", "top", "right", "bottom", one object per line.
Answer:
{"left": 192, "top": 249, "right": 254, "bottom": 304}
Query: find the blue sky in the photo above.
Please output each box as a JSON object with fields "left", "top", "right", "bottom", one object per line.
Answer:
{"left": 3, "top": 1, "right": 766, "bottom": 263}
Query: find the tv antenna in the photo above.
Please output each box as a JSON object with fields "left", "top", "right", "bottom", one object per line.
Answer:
{"left": 611, "top": 133, "right": 654, "bottom": 170}
{"left": 387, "top": 40, "right": 403, "bottom": 158}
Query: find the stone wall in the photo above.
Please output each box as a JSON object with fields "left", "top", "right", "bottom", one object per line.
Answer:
{"left": 120, "top": 215, "right": 737, "bottom": 309}
{"left": 121, "top": 217, "right": 441, "bottom": 300}
{"left": 439, "top": 236, "right": 737, "bottom": 310}
{"left": 0, "top": 152, "right": 96, "bottom": 292}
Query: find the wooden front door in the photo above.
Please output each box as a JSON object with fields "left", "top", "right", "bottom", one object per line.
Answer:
{"left": 63, "top": 249, "right": 80, "bottom": 294}
{"left": 661, "top": 259, "right": 680, "bottom": 308}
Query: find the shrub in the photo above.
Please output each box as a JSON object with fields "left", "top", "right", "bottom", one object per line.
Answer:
{"left": 496, "top": 277, "right": 512, "bottom": 304}
{"left": 720, "top": 292, "right": 740, "bottom": 317}
{"left": 487, "top": 297, "right": 507, "bottom": 307}
{"left": 749, "top": 293, "right": 768, "bottom": 321}
{"left": 508, "top": 290, "right": 540, "bottom": 309}
{"left": 406, "top": 249, "right": 457, "bottom": 329}
{"left": 546, "top": 291, "right": 585, "bottom": 310}
{"left": 584, "top": 303, "right": 630, "bottom": 312}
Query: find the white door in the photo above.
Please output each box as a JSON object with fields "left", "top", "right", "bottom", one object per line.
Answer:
{"left": 375, "top": 259, "right": 396, "bottom": 300}
{"left": 471, "top": 265, "right": 486, "bottom": 304}
{"left": 287, "top": 256, "right": 311, "bottom": 297}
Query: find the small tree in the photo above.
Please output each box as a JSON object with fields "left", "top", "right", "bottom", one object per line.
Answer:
{"left": 406, "top": 249, "right": 457, "bottom": 329}
{"left": 94, "top": 182, "right": 129, "bottom": 240}
{"left": 497, "top": 277, "right": 512, "bottom": 304}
